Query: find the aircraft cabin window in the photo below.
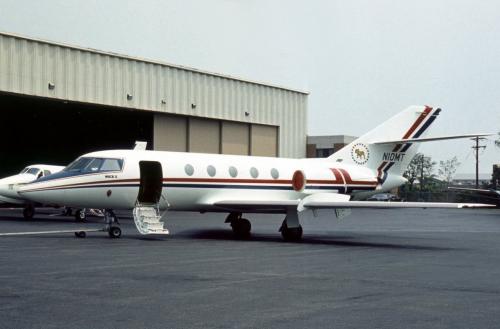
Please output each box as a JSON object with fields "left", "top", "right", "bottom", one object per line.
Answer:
{"left": 184, "top": 164, "right": 194, "bottom": 176}
{"left": 207, "top": 165, "right": 216, "bottom": 177}
{"left": 228, "top": 166, "right": 238, "bottom": 178}
{"left": 250, "top": 167, "right": 259, "bottom": 178}
{"left": 271, "top": 168, "right": 279, "bottom": 179}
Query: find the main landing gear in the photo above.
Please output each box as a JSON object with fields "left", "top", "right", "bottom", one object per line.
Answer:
{"left": 279, "top": 220, "right": 303, "bottom": 241}
{"left": 75, "top": 209, "right": 86, "bottom": 222}
{"left": 226, "top": 212, "right": 251, "bottom": 238}
{"left": 279, "top": 208, "right": 303, "bottom": 242}
{"left": 225, "top": 210, "right": 304, "bottom": 242}
{"left": 23, "top": 205, "right": 35, "bottom": 220}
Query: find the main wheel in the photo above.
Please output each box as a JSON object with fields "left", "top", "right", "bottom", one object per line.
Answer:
{"left": 75, "top": 209, "right": 86, "bottom": 222}
{"left": 23, "top": 206, "right": 35, "bottom": 220}
{"left": 231, "top": 218, "right": 251, "bottom": 238}
{"left": 74, "top": 231, "right": 86, "bottom": 238}
{"left": 108, "top": 226, "right": 122, "bottom": 238}
{"left": 280, "top": 220, "right": 303, "bottom": 242}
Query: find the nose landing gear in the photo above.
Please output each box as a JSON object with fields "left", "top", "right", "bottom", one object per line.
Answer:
{"left": 73, "top": 209, "right": 121, "bottom": 238}
{"left": 104, "top": 210, "right": 121, "bottom": 238}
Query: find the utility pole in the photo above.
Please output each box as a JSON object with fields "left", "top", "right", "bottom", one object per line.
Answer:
{"left": 471, "top": 137, "right": 486, "bottom": 189}
{"left": 420, "top": 155, "right": 424, "bottom": 191}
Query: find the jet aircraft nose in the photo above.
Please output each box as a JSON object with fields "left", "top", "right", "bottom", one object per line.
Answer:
{"left": 0, "top": 181, "right": 21, "bottom": 200}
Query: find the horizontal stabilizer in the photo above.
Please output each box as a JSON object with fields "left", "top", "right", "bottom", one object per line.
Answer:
{"left": 372, "top": 133, "right": 493, "bottom": 145}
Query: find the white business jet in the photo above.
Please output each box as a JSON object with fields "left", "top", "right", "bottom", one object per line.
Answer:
{"left": 17, "top": 106, "right": 494, "bottom": 240}
{"left": 0, "top": 164, "right": 64, "bottom": 218}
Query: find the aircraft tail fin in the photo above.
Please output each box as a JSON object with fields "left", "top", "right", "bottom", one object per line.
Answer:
{"left": 328, "top": 105, "right": 440, "bottom": 184}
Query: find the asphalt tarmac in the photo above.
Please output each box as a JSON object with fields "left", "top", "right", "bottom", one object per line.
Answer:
{"left": 0, "top": 207, "right": 500, "bottom": 329}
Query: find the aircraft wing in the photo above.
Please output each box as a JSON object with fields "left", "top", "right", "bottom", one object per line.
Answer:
{"left": 300, "top": 200, "right": 493, "bottom": 209}
{"left": 213, "top": 193, "right": 494, "bottom": 213}
{"left": 448, "top": 187, "right": 500, "bottom": 195}
{"left": 372, "top": 133, "right": 493, "bottom": 145}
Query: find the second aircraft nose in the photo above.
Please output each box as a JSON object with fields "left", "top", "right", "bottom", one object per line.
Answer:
{"left": 0, "top": 182, "right": 21, "bottom": 200}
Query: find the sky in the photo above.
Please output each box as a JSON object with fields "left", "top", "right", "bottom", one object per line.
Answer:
{"left": 1, "top": 0, "right": 499, "bottom": 175}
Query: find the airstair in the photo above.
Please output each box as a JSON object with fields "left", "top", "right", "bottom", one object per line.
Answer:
{"left": 133, "top": 203, "right": 169, "bottom": 235}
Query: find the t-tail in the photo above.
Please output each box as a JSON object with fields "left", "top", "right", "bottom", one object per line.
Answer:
{"left": 328, "top": 105, "right": 441, "bottom": 190}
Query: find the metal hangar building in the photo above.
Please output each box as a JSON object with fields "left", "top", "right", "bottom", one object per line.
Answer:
{"left": 0, "top": 32, "right": 308, "bottom": 175}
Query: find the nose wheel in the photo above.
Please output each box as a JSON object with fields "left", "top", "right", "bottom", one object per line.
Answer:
{"left": 105, "top": 210, "right": 121, "bottom": 238}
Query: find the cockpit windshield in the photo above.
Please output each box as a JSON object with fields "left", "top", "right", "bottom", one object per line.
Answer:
{"left": 64, "top": 157, "right": 123, "bottom": 173}
{"left": 20, "top": 167, "right": 41, "bottom": 176}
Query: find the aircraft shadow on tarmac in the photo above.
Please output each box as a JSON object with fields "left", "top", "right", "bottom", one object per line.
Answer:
{"left": 176, "top": 229, "right": 451, "bottom": 251}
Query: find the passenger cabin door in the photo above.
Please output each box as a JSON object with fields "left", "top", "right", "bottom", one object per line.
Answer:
{"left": 137, "top": 161, "right": 163, "bottom": 205}
{"left": 133, "top": 161, "right": 169, "bottom": 235}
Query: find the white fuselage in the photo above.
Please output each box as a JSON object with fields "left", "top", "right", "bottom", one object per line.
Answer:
{"left": 18, "top": 150, "right": 405, "bottom": 212}
{"left": 0, "top": 165, "right": 64, "bottom": 204}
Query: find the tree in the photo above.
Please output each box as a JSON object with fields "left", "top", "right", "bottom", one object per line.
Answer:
{"left": 404, "top": 153, "right": 436, "bottom": 191}
{"left": 492, "top": 164, "right": 500, "bottom": 190}
{"left": 438, "top": 156, "right": 461, "bottom": 185}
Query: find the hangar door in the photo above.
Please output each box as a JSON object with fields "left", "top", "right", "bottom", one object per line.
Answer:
{"left": 251, "top": 124, "right": 278, "bottom": 157}
{"left": 154, "top": 114, "right": 187, "bottom": 152}
{"left": 152, "top": 113, "right": 278, "bottom": 157}
{"left": 221, "top": 122, "right": 249, "bottom": 155}
{"left": 188, "top": 118, "right": 220, "bottom": 154}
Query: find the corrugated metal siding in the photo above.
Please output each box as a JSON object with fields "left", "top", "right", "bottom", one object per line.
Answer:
{"left": 0, "top": 32, "right": 307, "bottom": 158}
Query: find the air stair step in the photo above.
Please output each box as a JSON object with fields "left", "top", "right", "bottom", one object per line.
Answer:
{"left": 133, "top": 205, "right": 169, "bottom": 235}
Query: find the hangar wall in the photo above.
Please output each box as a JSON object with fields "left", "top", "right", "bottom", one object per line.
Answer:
{"left": 0, "top": 32, "right": 307, "bottom": 158}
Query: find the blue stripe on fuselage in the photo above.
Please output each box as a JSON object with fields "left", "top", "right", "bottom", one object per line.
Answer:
{"left": 35, "top": 170, "right": 101, "bottom": 183}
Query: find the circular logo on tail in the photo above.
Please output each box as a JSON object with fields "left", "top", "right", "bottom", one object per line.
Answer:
{"left": 351, "top": 143, "right": 369, "bottom": 165}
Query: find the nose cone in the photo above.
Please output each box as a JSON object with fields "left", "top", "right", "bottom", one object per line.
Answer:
{"left": 0, "top": 174, "right": 33, "bottom": 201}
{"left": 0, "top": 184, "right": 23, "bottom": 204}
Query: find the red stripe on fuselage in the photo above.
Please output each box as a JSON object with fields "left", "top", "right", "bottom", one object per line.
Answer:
{"left": 337, "top": 168, "right": 378, "bottom": 186}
